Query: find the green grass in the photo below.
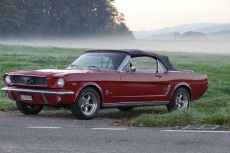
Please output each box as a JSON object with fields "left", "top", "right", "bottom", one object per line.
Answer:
{"left": 0, "top": 44, "right": 230, "bottom": 127}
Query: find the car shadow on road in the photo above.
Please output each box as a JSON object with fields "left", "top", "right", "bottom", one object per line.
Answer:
{"left": 2, "top": 106, "right": 168, "bottom": 123}
{"left": 98, "top": 106, "right": 168, "bottom": 119}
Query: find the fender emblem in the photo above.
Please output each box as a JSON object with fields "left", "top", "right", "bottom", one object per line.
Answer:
{"left": 105, "top": 90, "right": 113, "bottom": 95}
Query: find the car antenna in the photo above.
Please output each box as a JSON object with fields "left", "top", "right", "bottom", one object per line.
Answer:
{"left": 56, "top": 23, "right": 60, "bottom": 72}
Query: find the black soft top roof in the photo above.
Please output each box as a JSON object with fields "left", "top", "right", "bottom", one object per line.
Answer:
{"left": 84, "top": 49, "right": 177, "bottom": 71}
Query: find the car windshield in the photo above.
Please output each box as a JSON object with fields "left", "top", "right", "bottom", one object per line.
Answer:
{"left": 70, "top": 52, "right": 126, "bottom": 70}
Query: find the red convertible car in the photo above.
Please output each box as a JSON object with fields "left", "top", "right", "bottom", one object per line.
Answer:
{"left": 1, "top": 50, "right": 208, "bottom": 120}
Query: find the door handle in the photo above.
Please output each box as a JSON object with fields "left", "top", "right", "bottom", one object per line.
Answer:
{"left": 155, "top": 75, "right": 162, "bottom": 78}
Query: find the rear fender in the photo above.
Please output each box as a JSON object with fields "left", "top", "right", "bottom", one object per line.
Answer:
{"left": 170, "top": 82, "right": 192, "bottom": 101}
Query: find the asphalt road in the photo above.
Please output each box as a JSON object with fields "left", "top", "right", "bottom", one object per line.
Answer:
{"left": 0, "top": 110, "right": 230, "bottom": 153}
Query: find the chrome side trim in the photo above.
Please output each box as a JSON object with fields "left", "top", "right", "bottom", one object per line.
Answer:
{"left": 1, "top": 87, "right": 74, "bottom": 95}
{"left": 103, "top": 101, "right": 169, "bottom": 107}
{"left": 165, "top": 84, "right": 171, "bottom": 95}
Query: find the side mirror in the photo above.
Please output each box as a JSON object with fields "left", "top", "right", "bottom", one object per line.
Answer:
{"left": 130, "top": 66, "right": 136, "bottom": 72}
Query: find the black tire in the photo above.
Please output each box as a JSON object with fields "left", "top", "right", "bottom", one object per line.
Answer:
{"left": 117, "top": 106, "right": 134, "bottom": 111}
{"left": 16, "top": 101, "right": 44, "bottom": 115}
{"left": 167, "top": 87, "right": 190, "bottom": 112}
{"left": 70, "top": 87, "right": 100, "bottom": 120}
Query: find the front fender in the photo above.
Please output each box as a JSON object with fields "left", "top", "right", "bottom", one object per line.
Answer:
{"left": 74, "top": 82, "right": 104, "bottom": 103}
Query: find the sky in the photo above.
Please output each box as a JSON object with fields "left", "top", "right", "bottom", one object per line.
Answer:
{"left": 114, "top": 0, "right": 230, "bottom": 31}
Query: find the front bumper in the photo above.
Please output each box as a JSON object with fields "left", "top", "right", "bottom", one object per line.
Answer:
{"left": 1, "top": 87, "right": 75, "bottom": 104}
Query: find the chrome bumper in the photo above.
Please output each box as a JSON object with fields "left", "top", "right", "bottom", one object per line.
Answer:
{"left": 1, "top": 87, "right": 74, "bottom": 104}
{"left": 1, "top": 87, "right": 74, "bottom": 95}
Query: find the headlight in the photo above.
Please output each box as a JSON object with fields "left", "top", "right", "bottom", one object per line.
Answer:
{"left": 57, "top": 78, "right": 65, "bottom": 88}
{"left": 5, "top": 75, "right": 11, "bottom": 84}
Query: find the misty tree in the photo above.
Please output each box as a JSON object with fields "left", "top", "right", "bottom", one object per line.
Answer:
{"left": 174, "top": 32, "right": 181, "bottom": 39}
{"left": 180, "top": 31, "right": 207, "bottom": 39}
{"left": 13, "top": 0, "right": 51, "bottom": 37}
{"left": 0, "top": 0, "right": 25, "bottom": 37}
{"left": 0, "top": 0, "right": 133, "bottom": 39}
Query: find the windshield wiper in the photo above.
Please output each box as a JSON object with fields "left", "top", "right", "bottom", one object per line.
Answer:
{"left": 69, "top": 65, "right": 82, "bottom": 69}
{"left": 88, "top": 65, "right": 100, "bottom": 69}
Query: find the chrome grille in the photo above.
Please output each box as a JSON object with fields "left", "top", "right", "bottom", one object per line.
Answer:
{"left": 11, "top": 75, "right": 47, "bottom": 86}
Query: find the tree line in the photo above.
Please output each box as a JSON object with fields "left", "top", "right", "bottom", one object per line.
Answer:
{"left": 174, "top": 31, "right": 207, "bottom": 40}
{"left": 0, "top": 0, "right": 133, "bottom": 39}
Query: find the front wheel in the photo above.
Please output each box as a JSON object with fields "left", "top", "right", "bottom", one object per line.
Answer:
{"left": 167, "top": 87, "right": 190, "bottom": 111}
{"left": 71, "top": 87, "right": 100, "bottom": 120}
{"left": 16, "top": 101, "right": 44, "bottom": 115}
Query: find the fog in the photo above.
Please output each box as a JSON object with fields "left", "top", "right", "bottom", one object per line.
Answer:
{"left": 0, "top": 38, "right": 229, "bottom": 54}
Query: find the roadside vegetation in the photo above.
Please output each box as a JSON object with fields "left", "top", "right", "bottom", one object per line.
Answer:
{"left": 0, "top": 44, "right": 230, "bottom": 128}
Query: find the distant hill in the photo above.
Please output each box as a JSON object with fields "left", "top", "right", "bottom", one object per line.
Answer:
{"left": 196, "top": 24, "right": 230, "bottom": 33}
{"left": 133, "top": 23, "right": 230, "bottom": 39}
{"left": 207, "top": 30, "right": 230, "bottom": 39}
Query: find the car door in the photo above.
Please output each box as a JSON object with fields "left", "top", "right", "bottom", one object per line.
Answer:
{"left": 119, "top": 56, "right": 168, "bottom": 102}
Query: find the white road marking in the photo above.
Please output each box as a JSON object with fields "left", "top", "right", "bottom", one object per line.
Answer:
{"left": 26, "top": 126, "right": 62, "bottom": 129}
{"left": 92, "top": 128, "right": 127, "bottom": 131}
{"left": 163, "top": 130, "right": 230, "bottom": 133}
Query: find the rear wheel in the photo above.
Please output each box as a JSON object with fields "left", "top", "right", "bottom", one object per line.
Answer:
{"left": 117, "top": 106, "right": 134, "bottom": 111}
{"left": 167, "top": 87, "right": 190, "bottom": 111}
{"left": 71, "top": 87, "right": 100, "bottom": 120}
{"left": 16, "top": 101, "right": 44, "bottom": 115}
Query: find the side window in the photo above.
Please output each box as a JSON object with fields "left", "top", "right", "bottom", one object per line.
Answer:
{"left": 130, "top": 56, "right": 157, "bottom": 72}
{"left": 158, "top": 60, "right": 167, "bottom": 73}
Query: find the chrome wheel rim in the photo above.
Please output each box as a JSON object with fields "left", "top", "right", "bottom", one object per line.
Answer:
{"left": 80, "top": 92, "right": 98, "bottom": 116}
{"left": 176, "top": 92, "right": 189, "bottom": 109}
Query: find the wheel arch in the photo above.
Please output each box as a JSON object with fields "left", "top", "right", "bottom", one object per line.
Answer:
{"left": 75, "top": 83, "right": 103, "bottom": 107}
{"left": 171, "top": 83, "right": 192, "bottom": 101}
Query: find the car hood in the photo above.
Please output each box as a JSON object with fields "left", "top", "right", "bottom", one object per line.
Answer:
{"left": 7, "top": 69, "right": 111, "bottom": 77}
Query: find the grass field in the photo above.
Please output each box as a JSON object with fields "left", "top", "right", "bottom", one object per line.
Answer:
{"left": 0, "top": 44, "right": 230, "bottom": 128}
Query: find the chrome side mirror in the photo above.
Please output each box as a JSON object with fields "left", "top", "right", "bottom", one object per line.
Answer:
{"left": 130, "top": 66, "right": 136, "bottom": 72}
